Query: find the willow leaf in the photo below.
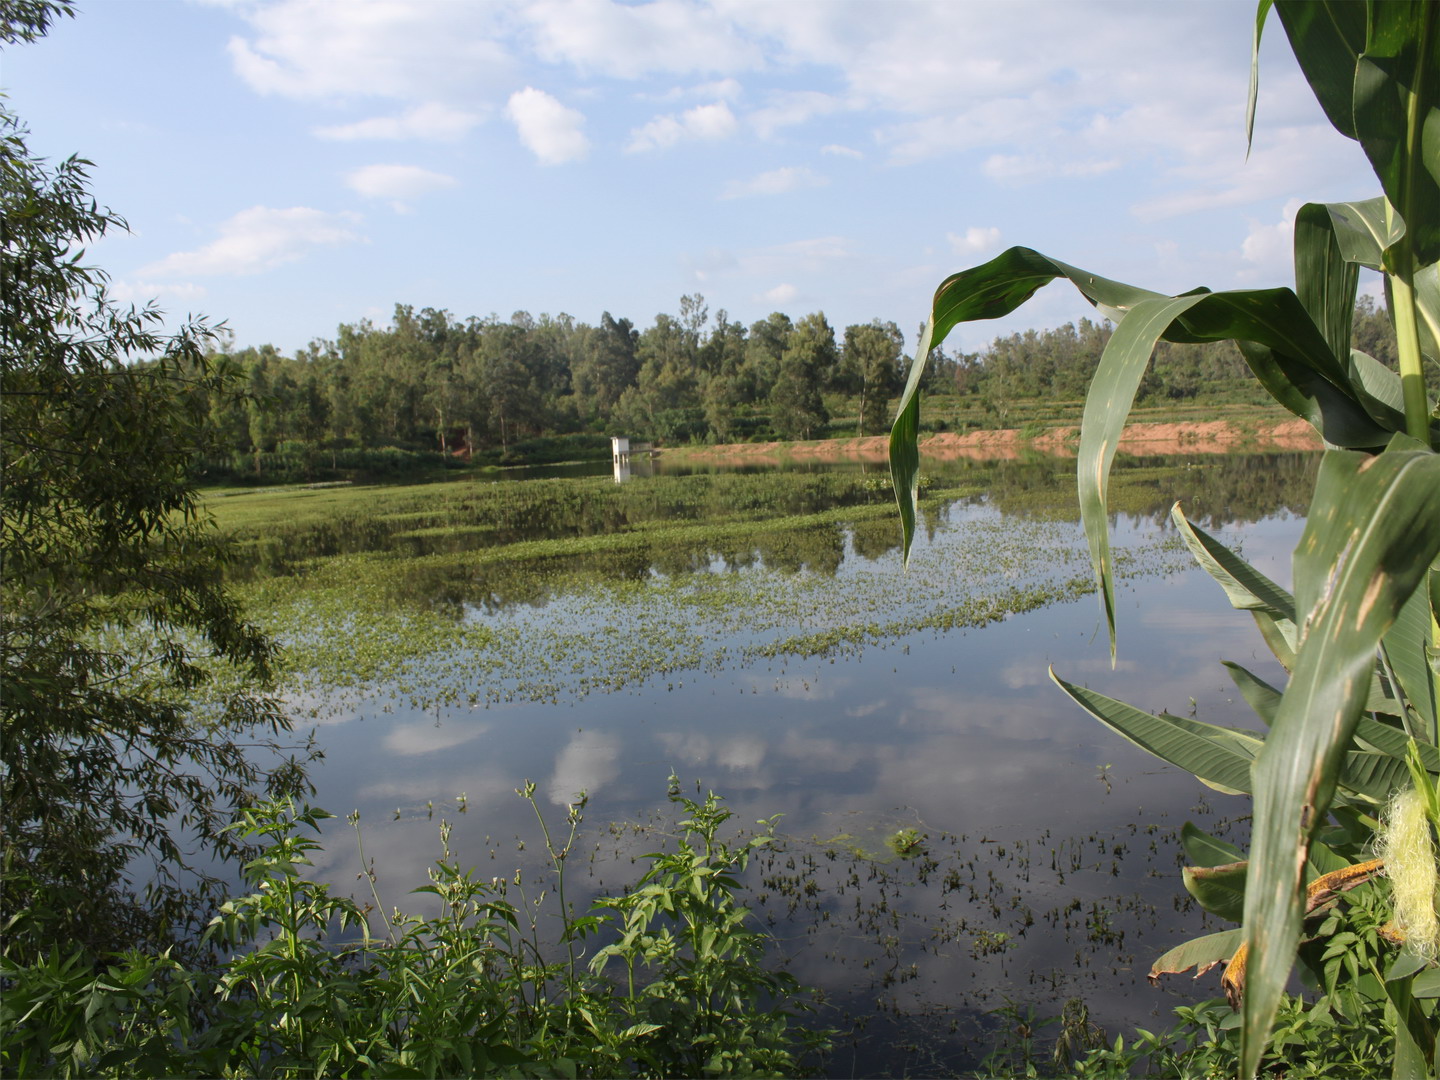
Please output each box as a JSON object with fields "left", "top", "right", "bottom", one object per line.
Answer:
{"left": 1240, "top": 439, "right": 1440, "bottom": 1079}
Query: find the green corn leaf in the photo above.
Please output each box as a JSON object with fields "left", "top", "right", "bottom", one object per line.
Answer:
{"left": 1383, "top": 573, "right": 1440, "bottom": 736}
{"left": 1184, "top": 861, "right": 1249, "bottom": 924}
{"left": 1349, "top": 349, "right": 1414, "bottom": 433}
{"left": 890, "top": 250, "right": 1391, "bottom": 614}
{"left": 1181, "top": 822, "right": 1246, "bottom": 867}
{"left": 1354, "top": 715, "right": 1440, "bottom": 770}
{"left": 1172, "top": 505, "right": 1296, "bottom": 623}
{"left": 1050, "top": 670, "right": 1260, "bottom": 795}
{"left": 1323, "top": 197, "right": 1405, "bottom": 270}
{"left": 1240, "top": 438, "right": 1440, "bottom": 1079}
{"left": 1223, "top": 661, "right": 1283, "bottom": 727}
{"left": 1149, "top": 928, "right": 1243, "bottom": 981}
{"left": 1080, "top": 294, "right": 1209, "bottom": 660}
{"left": 1294, "top": 201, "right": 1360, "bottom": 364}
{"left": 1348, "top": 3, "right": 1440, "bottom": 266}
{"left": 1413, "top": 262, "right": 1439, "bottom": 363}
{"left": 1271, "top": 1, "right": 1366, "bottom": 141}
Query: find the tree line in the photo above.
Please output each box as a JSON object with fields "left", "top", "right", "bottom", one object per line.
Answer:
{"left": 197, "top": 294, "right": 1399, "bottom": 476}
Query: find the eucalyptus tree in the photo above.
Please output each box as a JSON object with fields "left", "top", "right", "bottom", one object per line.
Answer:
{"left": 843, "top": 319, "right": 905, "bottom": 435}
{"left": 772, "top": 312, "right": 836, "bottom": 440}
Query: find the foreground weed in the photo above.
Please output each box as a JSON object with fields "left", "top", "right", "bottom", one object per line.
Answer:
{"left": 0, "top": 781, "right": 829, "bottom": 1078}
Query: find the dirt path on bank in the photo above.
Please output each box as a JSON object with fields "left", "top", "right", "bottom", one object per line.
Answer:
{"left": 662, "top": 418, "right": 1321, "bottom": 465}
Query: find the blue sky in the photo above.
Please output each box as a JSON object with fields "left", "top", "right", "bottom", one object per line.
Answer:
{"left": 7, "top": 0, "right": 1381, "bottom": 357}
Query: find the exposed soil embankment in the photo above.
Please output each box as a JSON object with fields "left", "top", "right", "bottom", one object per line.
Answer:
{"left": 666, "top": 418, "right": 1321, "bottom": 465}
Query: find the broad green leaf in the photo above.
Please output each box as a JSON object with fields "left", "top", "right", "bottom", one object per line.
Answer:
{"left": 1079, "top": 294, "right": 1208, "bottom": 660}
{"left": 1272, "top": 1, "right": 1366, "bottom": 141}
{"left": 890, "top": 250, "right": 1395, "bottom": 569}
{"left": 1294, "top": 201, "right": 1360, "bottom": 364}
{"left": 1172, "top": 505, "right": 1297, "bottom": 623}
{"left": 1324, "top": 197, "right": 1404, "bottom": 270}
{"left": 890, "top": 247, "right": 1162, "bottom": 561}
{"left": 1223, "top": 661, "right": 1283, "bottom": 726}
{"left": 889, "top": 318, "right": 931, "bottom": 564}
{"left": 1236, "top": 337, "right": 1393, "bottom": 448}
{"left": 1349, "top": 4, "right": 1440, "bottom": 265}
{"left": 1413, "top": 261, "right": 1439, "bottom": 363}
{"left": 1149, "top": 928, "right": 1243, "bottom": 981}
{"left": 1353, "top": 715, "right": 1440, "bottom": 771}
{"left": 1413, "top": 967, "right": 1440, "bottom": 999}
{"left": 1383, "top": 574, "right": 1440, "bottom": 736}
{"left": 1240, "top": 439, "right": 1440, "bottom": 1079}
{"left": 1051, "top": 671, "right": 1259, "bottom": 795}
{"left": 1349, "top": 348, "right": 1414, "bottom": 434}
{"left": 1181, "top": 822, "right": 1246, "bottom": 868}
{"left": 1337, "top": 749, "right": 1412, "bottom": 803}
{"left": 1184, "top": 861, "right": 1248, "bottom": 923}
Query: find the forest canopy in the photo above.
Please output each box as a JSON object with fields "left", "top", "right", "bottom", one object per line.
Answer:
{"left": 192, "top": 293, "right": 1399, "bottom": 479}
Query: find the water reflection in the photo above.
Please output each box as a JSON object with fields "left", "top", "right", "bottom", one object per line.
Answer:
{"left": 224, "top": 454, "right": 1317, "bottom": 625}
{"left": 269, "top": 454, "right": 1303, "bottom": 1074}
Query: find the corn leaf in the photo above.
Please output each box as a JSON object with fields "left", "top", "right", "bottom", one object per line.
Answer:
{"left": 1184, "top": 861, "right": 1249, "bottom": 923}
{"left": 1181, "top": 822, "right": 1246, "bottom": 867}
{"left": 1294, "top": 201, "right": 1360, "bottom": 364}
{"left": 1149, "top": 928, "right": 1243, "bottom": 981}
{"left": 1240, "top": 438, "right": 1440, "bottom": 1078}
{"left": 1050, "top": 671, "right": 1260, "bottom": 795}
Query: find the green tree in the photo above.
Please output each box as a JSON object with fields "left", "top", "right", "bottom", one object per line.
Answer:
{"left": 843, "top": 320, "right": 904, "bottom": 435}
{"left": 0, "top": 4, "right": 312, "bottom": 962}
{"left": 771, "top": 312, "right": 834, "bottom": 440}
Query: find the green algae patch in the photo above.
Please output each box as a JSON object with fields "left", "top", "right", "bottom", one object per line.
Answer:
{"left": 221, "top": 472, "right": 1190, "bottom": 717}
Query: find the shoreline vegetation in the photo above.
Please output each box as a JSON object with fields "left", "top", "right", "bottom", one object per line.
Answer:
{"left": 198, "top": 407, "right": 1323, "bottom": 491}
{"left": 661, "top": 414, "right": 1321, "bottom": 466}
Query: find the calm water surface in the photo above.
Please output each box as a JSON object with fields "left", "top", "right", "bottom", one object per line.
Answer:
{"left": 260, "top": 452, "right": 1313, "bottom": 1075}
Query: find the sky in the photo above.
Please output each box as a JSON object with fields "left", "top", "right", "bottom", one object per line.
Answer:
{"left": 6, "top": 0, "right": 1383, "bottom": 358}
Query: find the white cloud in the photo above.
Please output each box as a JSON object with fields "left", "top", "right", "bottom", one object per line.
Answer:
{"left": 522, "top": 0, "right": 761, "bottom": 79}
{"left": 821, "top": 143, "right": 863, "bottom": 159}
{"left": 140, "top": 206, "right": 363, "bottom": 277}
{"left": 982, "top": 153, "right": 1120, "bottom": 182}
{"left": 346, "top": 164, "right": 458, "bottom": 200}
{"left": 505, "top": 87, "right": 590, "bottom": 165}
{"left": 547, "top": 730, "right": 619, "bottom": 805}
{"left": 627, "top": 101, "right": 737, "bottom": 152}
{"left": 226, "top": 0, "right": 513, "bottom": 101}
{"left": 107, "top": 280, "right": 209, "bottom": 305}
{"left": 763, "top": 283, "right": 798, "bottom": 304}
{"left": 749, "top": 90, "right": 844, "bottom": 139}
{"left": 1238, "top": 197, "right": 1304, "bottom": 281}
{"left": 947, "top": 226, "right": 1002, "bottom": 257}
{"left": 647, "top": 77, "right": 744, "bottom": 103}
{"left": 722, "top": 166, "right": 827, "bottom": 199}
{"left": 315, "top": 102, "right": 482, "bottom": 141}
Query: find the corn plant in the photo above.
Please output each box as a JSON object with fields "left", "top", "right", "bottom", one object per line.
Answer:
{"left": 890, "top": 3, "right": 1439, "bottom": 1076}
